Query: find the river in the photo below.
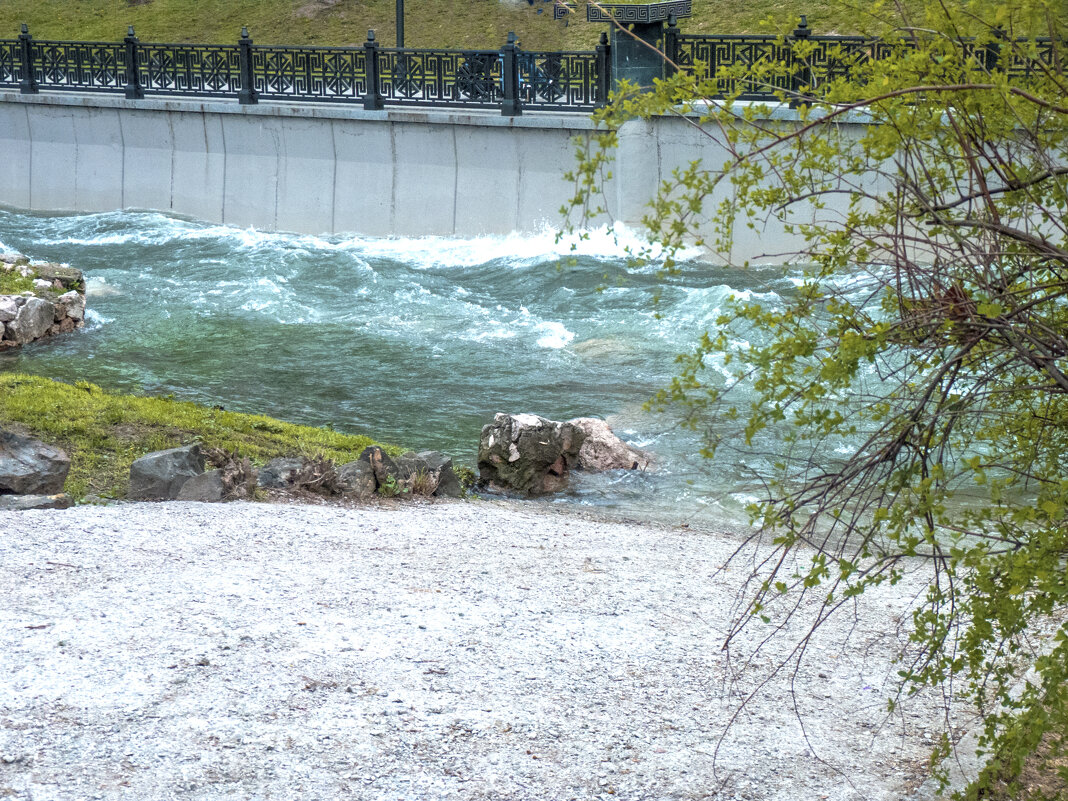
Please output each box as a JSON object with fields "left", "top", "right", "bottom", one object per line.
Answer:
{"left": 0, "top": 207, "right": 798, "bottom": 525}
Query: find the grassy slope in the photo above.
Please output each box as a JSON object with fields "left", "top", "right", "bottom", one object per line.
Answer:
{"left": 0, "top": 0, "right": 979, "bottom": 50}
{"left": 0, "top": 373, "right": 397, "bottom": 499}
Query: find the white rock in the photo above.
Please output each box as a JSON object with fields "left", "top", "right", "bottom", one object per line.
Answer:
{"left": 57, "top": 290, "right": 85, "bottom": 321}
{"left": 0, "top": 297, "right": 17, "bottom": 323}
{"left": 33, "top": 278, "right": 52, "bottom": 291}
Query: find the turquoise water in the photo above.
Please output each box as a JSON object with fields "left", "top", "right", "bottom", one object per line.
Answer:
{"left": 0, "top": 207, "right": 793, "bottom": 524}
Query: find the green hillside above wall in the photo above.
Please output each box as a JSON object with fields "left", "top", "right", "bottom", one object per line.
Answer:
{"left": 0, "top": 0, "right": 1004, "bottom": 52}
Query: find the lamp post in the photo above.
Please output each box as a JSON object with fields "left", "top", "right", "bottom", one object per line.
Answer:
{"left": 396, "top": 0, "right": 404, "bottom": 47}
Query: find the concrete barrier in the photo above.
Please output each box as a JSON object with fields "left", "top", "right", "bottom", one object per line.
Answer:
{"left": 0, "top": 91, "right": 871, "bottom": 262}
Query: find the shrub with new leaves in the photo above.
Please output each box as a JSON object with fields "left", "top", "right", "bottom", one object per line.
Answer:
{"left": 567, "top": 0, "right": 1067, "bottom": 793}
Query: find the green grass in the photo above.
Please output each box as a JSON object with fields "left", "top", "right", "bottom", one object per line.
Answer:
{"left": 0, "top": 373, "right": 399, "bottom": 499}
{"left": 0, "top": 265, "right": 34, "bottom": 295}
{"left": 0, "top": 0, "right": 1010, "bottom": 52}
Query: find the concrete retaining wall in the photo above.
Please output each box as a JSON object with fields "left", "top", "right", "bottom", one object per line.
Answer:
{"left": 0, "top": 91, "right": 868, "bottom": 262}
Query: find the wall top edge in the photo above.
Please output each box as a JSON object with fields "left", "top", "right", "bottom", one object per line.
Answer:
{"left": 0, "top": 89, "right": 603, "bottom": 131}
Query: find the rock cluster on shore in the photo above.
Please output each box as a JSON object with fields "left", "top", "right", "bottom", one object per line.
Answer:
{"left": 478, "top": 412, "right": 651, "bottom": 495}
{"left": 0, "top": 253, "right": 86, "bottom": 350}
{"left": 127, "top": 443, "right": 464, "bottom": 503}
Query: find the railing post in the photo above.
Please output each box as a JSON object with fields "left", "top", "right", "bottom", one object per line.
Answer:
{"left": 18, "top": 23, "right": 38, "bottom": 94}
{"left": 501, "top": 31, "right": 522, "bottom": 117}
{"left": 363, "top": 30, "right": 384, "bottom": 110}
{"left": 663, "top": 14, "right": 678, "bottom": 78}
{"left": 982, "top": 25, "right": 1005, "bottom": 74}
{"left": 124, "top": 25, "right": 144, "bottom": 99}
{"left": 595, "top": 30, "right": 611, "bottom": 107}
{"left": 789, "top": 14, "right": 812, "bottom": 107}
{"left": 238, "top": 26, "right": 258, "bottom": 105}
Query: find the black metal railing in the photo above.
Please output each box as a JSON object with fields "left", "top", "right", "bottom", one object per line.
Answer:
{"left": 675, "top": 25, "right": 1059, "bottom": 101}
{"left": 0, "top": 22, "right": 1061, "bottom": 113}
{"left": 253, "top": 43, "right": 366, "bottom": 102}
{"left": 0, "top": 25, "right": 603, "bottom": 115}
{"left": 139, "top": 42, "right": 241, "bottom": 99}
{"left": 377, "top": 47, "right": 502, "bottom": 108}
{"left": 0, "top": 38, "right": 19, "bottom": 86}
{"left": 519, "top": 50, "right": 601, "bottom": 110}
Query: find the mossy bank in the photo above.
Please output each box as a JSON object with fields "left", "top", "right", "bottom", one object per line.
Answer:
{"left": 0, "top": 373, "right": 399, "bottom": 499}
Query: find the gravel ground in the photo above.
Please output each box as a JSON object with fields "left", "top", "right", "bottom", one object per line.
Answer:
{"left": 0, "top": 499, "right": 971, "bottom": 801}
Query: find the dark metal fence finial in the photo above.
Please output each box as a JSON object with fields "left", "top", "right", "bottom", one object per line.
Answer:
{"left": 595, "top": 30, "right": 611, "bottom": 105}
{"left": 124, "top": 25, "right": 144, "bottom": 99}
{"left": 18, "top": 22, "right": 37, "bottom": 94}
{"left": 238, "top": 26, "right": 258, "bottom": 104}
{"left": 790, "top": 14, "right": 813, "bottom": 107}
{"left": 363, "top": 29, "right": 384, "bottom": 110}
{"left": 664, "top": 13, "right": 679, "bottom": 77}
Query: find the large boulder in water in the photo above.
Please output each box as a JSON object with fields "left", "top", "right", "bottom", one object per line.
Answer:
{"left": 478, "top": 413, "right": 585, "bottom": 495}
{"left": 567, "top": 417, "right": 651, "bottom": 471}
{"left": 0, "top": 430, "right": 70, "bottom": 495}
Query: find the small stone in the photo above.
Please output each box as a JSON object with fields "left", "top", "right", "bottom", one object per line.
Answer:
{"left": 256, "top": 457, "right": 304, "bottom": 489}
{"left": 336, "top": 459, "right": 376, "bottom": 500}
{"left": 0, "top": 493, "right": 72, "bottom": 511}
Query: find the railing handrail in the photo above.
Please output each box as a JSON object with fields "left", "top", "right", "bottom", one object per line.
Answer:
{"left": 1, "top": 24, "right": 1060, "bottom": 115}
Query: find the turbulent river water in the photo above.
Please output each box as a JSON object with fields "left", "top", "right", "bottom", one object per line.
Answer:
{"left": 0, "top": 207, "right": 798, "bottom": 525}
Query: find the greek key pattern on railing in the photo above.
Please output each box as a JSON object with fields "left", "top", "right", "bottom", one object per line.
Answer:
{"left": 253, "top": 45, "right": 367, "bottom": 101}
{"left": 676, "top": 35, "right": 794, "bottom": 99}
{"left": 0, "top": 40, "right": 18, "bottom": 87}
{"left": 519, "top": 51, "right": 599, "bottom": 110}
{"left": 1005, "top": 38, "right": 1057, "bottom": 80}
{"left": 377, "top": 48, "right": 502, "bottom": 108}
{"left": 800, "top": 36, "right": 899, "bottom": 86}
{"left": 34, "top": 40, "right": 127, "bottom": 92}
{"left": 138, "top": 44, "right": 241, "bottom": 97}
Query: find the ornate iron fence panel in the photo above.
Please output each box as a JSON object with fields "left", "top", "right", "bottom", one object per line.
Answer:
{"left": 252, "top": 45, "right": 367, "bottom": 101}
{"left": 1005, "top": 37, "right": 1059, "bottom": 80}
{"left": 0, "top": 40, "right": 18, "bottom": 87}
{"left": 138, "top": 43, "right": 240, "bottom": 97}
{"left": 31, "top": 40, "right": 126, "bottom": 92}
{"left": 676, "top": 35, "right": 794, "bottom": 100}
{"left": 801, "top": 36, "right": 900, "bottom": 88}
{"left": 518, "top": 51, "right": 598, "bottom": 110}
{"left": 377, "top": 48, "right": 502, "bottom": 108}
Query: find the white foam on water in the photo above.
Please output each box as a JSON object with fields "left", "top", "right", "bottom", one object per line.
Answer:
{"left": 25, "top": 209, "right": 707, "bottom": 271}
{"left": 343, "top": 222, "right": 703, "bottom": 269}
{"left": 535, "top": 320, "right": 575, "bottom": 349}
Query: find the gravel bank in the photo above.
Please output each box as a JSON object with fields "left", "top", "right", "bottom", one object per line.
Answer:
{"left": 0, "top": 499, "right": 967, "bottom": 800}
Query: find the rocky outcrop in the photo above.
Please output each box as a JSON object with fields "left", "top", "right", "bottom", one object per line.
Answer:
{"left": 0, "top": 430, "right": 71, "bottom": 496}
{"left": 0, "top": 255, "right": 87, "bottom": 351}
{"left": 478, "top": 413, "right": 653, "bottom": 495}
{"left": 478, "top": 413, "right": 585, "bottom": 495}
{"left": 128, "top": 444, "right": 206, "bottom": 500}
{"left": 336, "top": 460, "right": 377, "bottom": 500}
{"left": 567, "top": 417, "right": 651, "bottom": 471}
